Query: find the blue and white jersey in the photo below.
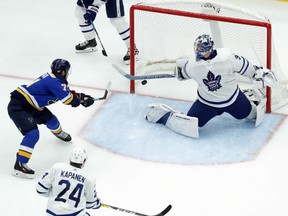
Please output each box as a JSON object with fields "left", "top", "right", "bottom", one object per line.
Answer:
{"left": 77, "top": 0, "right": 107, "bottom": 8}
{"left": 15, "top": 73, "right": 75, "bottom": 110}
{"left": 36, "top": 163, "right": 99, "bottom": 216}
{"left": 180, "top": 48, "right": 256, "bottom": 108}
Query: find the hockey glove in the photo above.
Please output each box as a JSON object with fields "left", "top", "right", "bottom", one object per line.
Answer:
{"left": 253, "top": 66, "right": 277, "bottom": 87}
{"left": 174, "top": 66, "right": 185, "bottom": 81}
{"left": 77, "top": 93, "right": 95, "bottom": 107}
{"left": 69, "top": 90, "right": 81, "bottom": 107}
{"left": 175, "top": 59, "right": 189, "bottom": 81}
{"left": 84, "top": 5, "right": 99, "bottom": 23}
{"left": 93, "top": 198, "right": 101, "bottom": 209}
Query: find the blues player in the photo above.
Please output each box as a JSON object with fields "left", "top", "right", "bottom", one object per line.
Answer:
{"left": 8, "top": 59, "right": 95, "bottom": 178}
{"left": 36, "top": 147, "right": 101, "bottom": 215}
{"left": 145, "top": 34, "right": 277, "bottom": 138}
{"left": 75, "top": 0, "right": 139, "bottom": 64}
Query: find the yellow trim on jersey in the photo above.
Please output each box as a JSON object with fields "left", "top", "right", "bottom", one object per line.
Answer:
{"left": 49, "top": 72, "right": 56, "bottom": 78}
{"left": 62, "top": 93, "right": 74, "bottom": 105}
{"left": 18, "top": 150, "right": 31, "bottom": 158}
{"left": 16, "top": 87, "right": 43, "bottom": 111}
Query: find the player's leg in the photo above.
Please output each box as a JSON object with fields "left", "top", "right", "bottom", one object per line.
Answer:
{"left": 242, "top": 87, "right": 267, "bottom": 127}
{"left": 226, "top": 90, "right": 252, "bottom": 120}
{"left": 106, "top": 0, "right": 139, "bottom": 64}
{"left": 187, "top": 100, "right": 220, "bottom": 127}
{"left": 39, "top": 108, "right": 72, "bottom": 142}
{"left": 8, "top": 99, "right": 39, "bottom": 178}
{"left": 145, "top": 103, "right": 199, "bottom": 138}
{"left": 74, "top": 5, "right": 97, "bottom": 52}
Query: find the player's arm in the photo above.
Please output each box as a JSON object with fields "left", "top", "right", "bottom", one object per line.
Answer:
{"left": 230, "top": 54, "right": 277, "bottom": 86}
{"left": 49, "top": 80, "right": 94, "bottom": 107}
{"left": 85, "top": 181, "right": 101, "bottom": 209}
{"left": 36, "top": 168, "right": 54, "bottom": 197}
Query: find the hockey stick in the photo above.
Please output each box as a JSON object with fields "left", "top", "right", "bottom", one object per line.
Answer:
{"left": 112, "top": 64, "right": 175, "bottom": 80}
{"left": 101, "top": 203, "right": 172, "bottom": 216}
{"left": 91, "top": 21, "right": 108, "bottom": 57}
{"left": 80, "top": 0, "right": 108, "bottom": 56}
{"left": 93, "top": 81, "right": 111, "bottom": 101}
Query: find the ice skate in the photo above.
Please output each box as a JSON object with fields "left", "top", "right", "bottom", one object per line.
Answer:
{"left": 13, "top": 160, "right": 35, "bottom": 179}
{"left": 75, "top": 38, "right": 97, "bottom": 53}
{"left": 145, "top": 103, "right": 176, "bottom": 123}
{"left": 53, "top": 131, "right": 72, "bottom": 142}
{"left": 123, "top": 45, "right": 139, "bottom": 65}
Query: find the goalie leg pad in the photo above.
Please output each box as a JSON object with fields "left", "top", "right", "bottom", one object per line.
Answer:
{"left": 245, "top": 87, "right": 267, "bottom": 127}
{"left": 165, "top": 113, "right": 199, "bottom": 138}
{"left": 145, "top": 103, "right": 176, "bottom": 123}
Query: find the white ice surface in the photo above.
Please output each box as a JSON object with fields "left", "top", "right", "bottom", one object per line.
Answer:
{"left": 0, "top": 0, "right": 288, "bottom": 215}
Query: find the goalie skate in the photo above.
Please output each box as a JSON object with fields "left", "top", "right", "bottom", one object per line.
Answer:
{"left": 75, "top": 38, "right": 97, "bottom": 53}
{"left": 145, "top": 103, "right": 176, "bottom": 123}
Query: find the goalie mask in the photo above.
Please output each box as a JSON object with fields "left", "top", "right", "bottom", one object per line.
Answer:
{"left": 51, "top": 58, "right": 71, "bottom": 79}
{"left": 194, "top": 34, "right": 214, "bottom": 60}
{"left": 70, "top": 147, "right": 88, "bottom": 165}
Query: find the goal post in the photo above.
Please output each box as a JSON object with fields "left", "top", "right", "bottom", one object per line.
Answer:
{"left": 129, "top": 0, "right": 287, "bottom": 112}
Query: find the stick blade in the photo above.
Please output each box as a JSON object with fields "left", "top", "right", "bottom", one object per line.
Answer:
{"left": 155, "top": 205, "right": 172, "bottom": 216}
{"left": 102, "top": 50, "right": 108, "bottom": 57}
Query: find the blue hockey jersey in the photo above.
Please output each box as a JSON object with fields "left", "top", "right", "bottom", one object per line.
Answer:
{"left": 11, "top": 72, "right": 79, "bottom": 110}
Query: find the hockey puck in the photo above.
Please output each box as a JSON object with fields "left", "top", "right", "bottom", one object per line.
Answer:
{"left": 141, "top": 80, "right": 148, "bottom": 85}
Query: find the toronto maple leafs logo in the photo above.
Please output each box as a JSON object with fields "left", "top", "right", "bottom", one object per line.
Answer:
{"left": 202, "top": 71, "right": 222, "bottom": 91}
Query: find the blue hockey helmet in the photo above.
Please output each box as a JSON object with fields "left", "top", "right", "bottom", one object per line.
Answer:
{"left": 51, "top": 58, "right": 71, "bottom": 74}
{"left": 194, "top": 34, "right": 214, "bottom": 59}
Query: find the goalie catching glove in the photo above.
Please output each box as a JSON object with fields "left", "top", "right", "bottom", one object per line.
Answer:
{"left": 253, "top": 66, "right": 277, "bottom": 87}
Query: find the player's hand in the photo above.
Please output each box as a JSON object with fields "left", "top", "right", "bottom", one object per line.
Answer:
{"left": 174, "top": 66, "right": 185, "bottom": 81}
{"left": 77, "top": 93, "right": 94, "bottom": 107}
{"left": 93, "top": 198, "right": 101, "bottom": 209}
{"left": 84, "top": 5, "right": 99, "bottom": 23}
{"left": 253, "top": 66, "right": 277, "bottom": 87}
{"left": 70, "top": 90, "right": 81, "bottom": 107}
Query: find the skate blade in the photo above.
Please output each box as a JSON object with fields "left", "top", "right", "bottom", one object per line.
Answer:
{"left": 75, "top": 47, "right": 98, "bottom": 53}
{"left": 12, "top": 170, "right": 34, "bottom": 179}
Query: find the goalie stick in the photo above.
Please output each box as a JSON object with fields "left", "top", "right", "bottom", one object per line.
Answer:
{"left": 101, "top": 203, "right": 172, "bottom": 216}
{"left": 93, "top": 81, "right": 111, "bottom": 101}
{"left": 112, "top": 64, "right": 175, "bottom": 80}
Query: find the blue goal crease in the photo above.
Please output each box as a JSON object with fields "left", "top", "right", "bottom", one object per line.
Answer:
{"left": 80, "top": 93, "right": 286, "bottom": 165}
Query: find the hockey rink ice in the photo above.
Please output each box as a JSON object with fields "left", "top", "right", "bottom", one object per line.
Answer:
{"left": 1, "top": 0, "right": 288, "bottom": 215}
{"left": 81, "top": 93, "right": 285, "bottom": 164}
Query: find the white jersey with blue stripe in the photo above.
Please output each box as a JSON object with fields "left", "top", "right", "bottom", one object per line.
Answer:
{"left": 182, "top": 48, "right": 256, "bottom": 108}
{"left": 36, "top": 163, "right": 99, "bottom": 216}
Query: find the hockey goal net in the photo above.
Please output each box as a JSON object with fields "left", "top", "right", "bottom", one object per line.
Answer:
{"left": 129, "top": 0, "right": 288, "bottom": 112}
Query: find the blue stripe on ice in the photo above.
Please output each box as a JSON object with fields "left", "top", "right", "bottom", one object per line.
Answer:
{"left": 81, "top": 93, "right": 284, "bottom": 165}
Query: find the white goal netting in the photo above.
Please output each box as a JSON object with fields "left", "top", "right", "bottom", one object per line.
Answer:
{"left": 130, "top": 0, "right": 288, "bottom": 111}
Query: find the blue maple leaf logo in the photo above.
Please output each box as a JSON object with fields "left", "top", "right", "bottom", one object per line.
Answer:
{"left": 202, "top": 71, "right": 222, "bottom": 91}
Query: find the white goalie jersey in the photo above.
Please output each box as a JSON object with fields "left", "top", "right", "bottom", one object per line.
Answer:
{"left": 179, "top": 48, "right": 257, "bottom": 108}
{"left": 36, "top": 162, "right": 99, "bottom": 216}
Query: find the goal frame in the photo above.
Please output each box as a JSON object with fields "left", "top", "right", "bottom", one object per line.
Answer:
{"left": 129, "top": 4, "right": 272, "bottom": 112}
